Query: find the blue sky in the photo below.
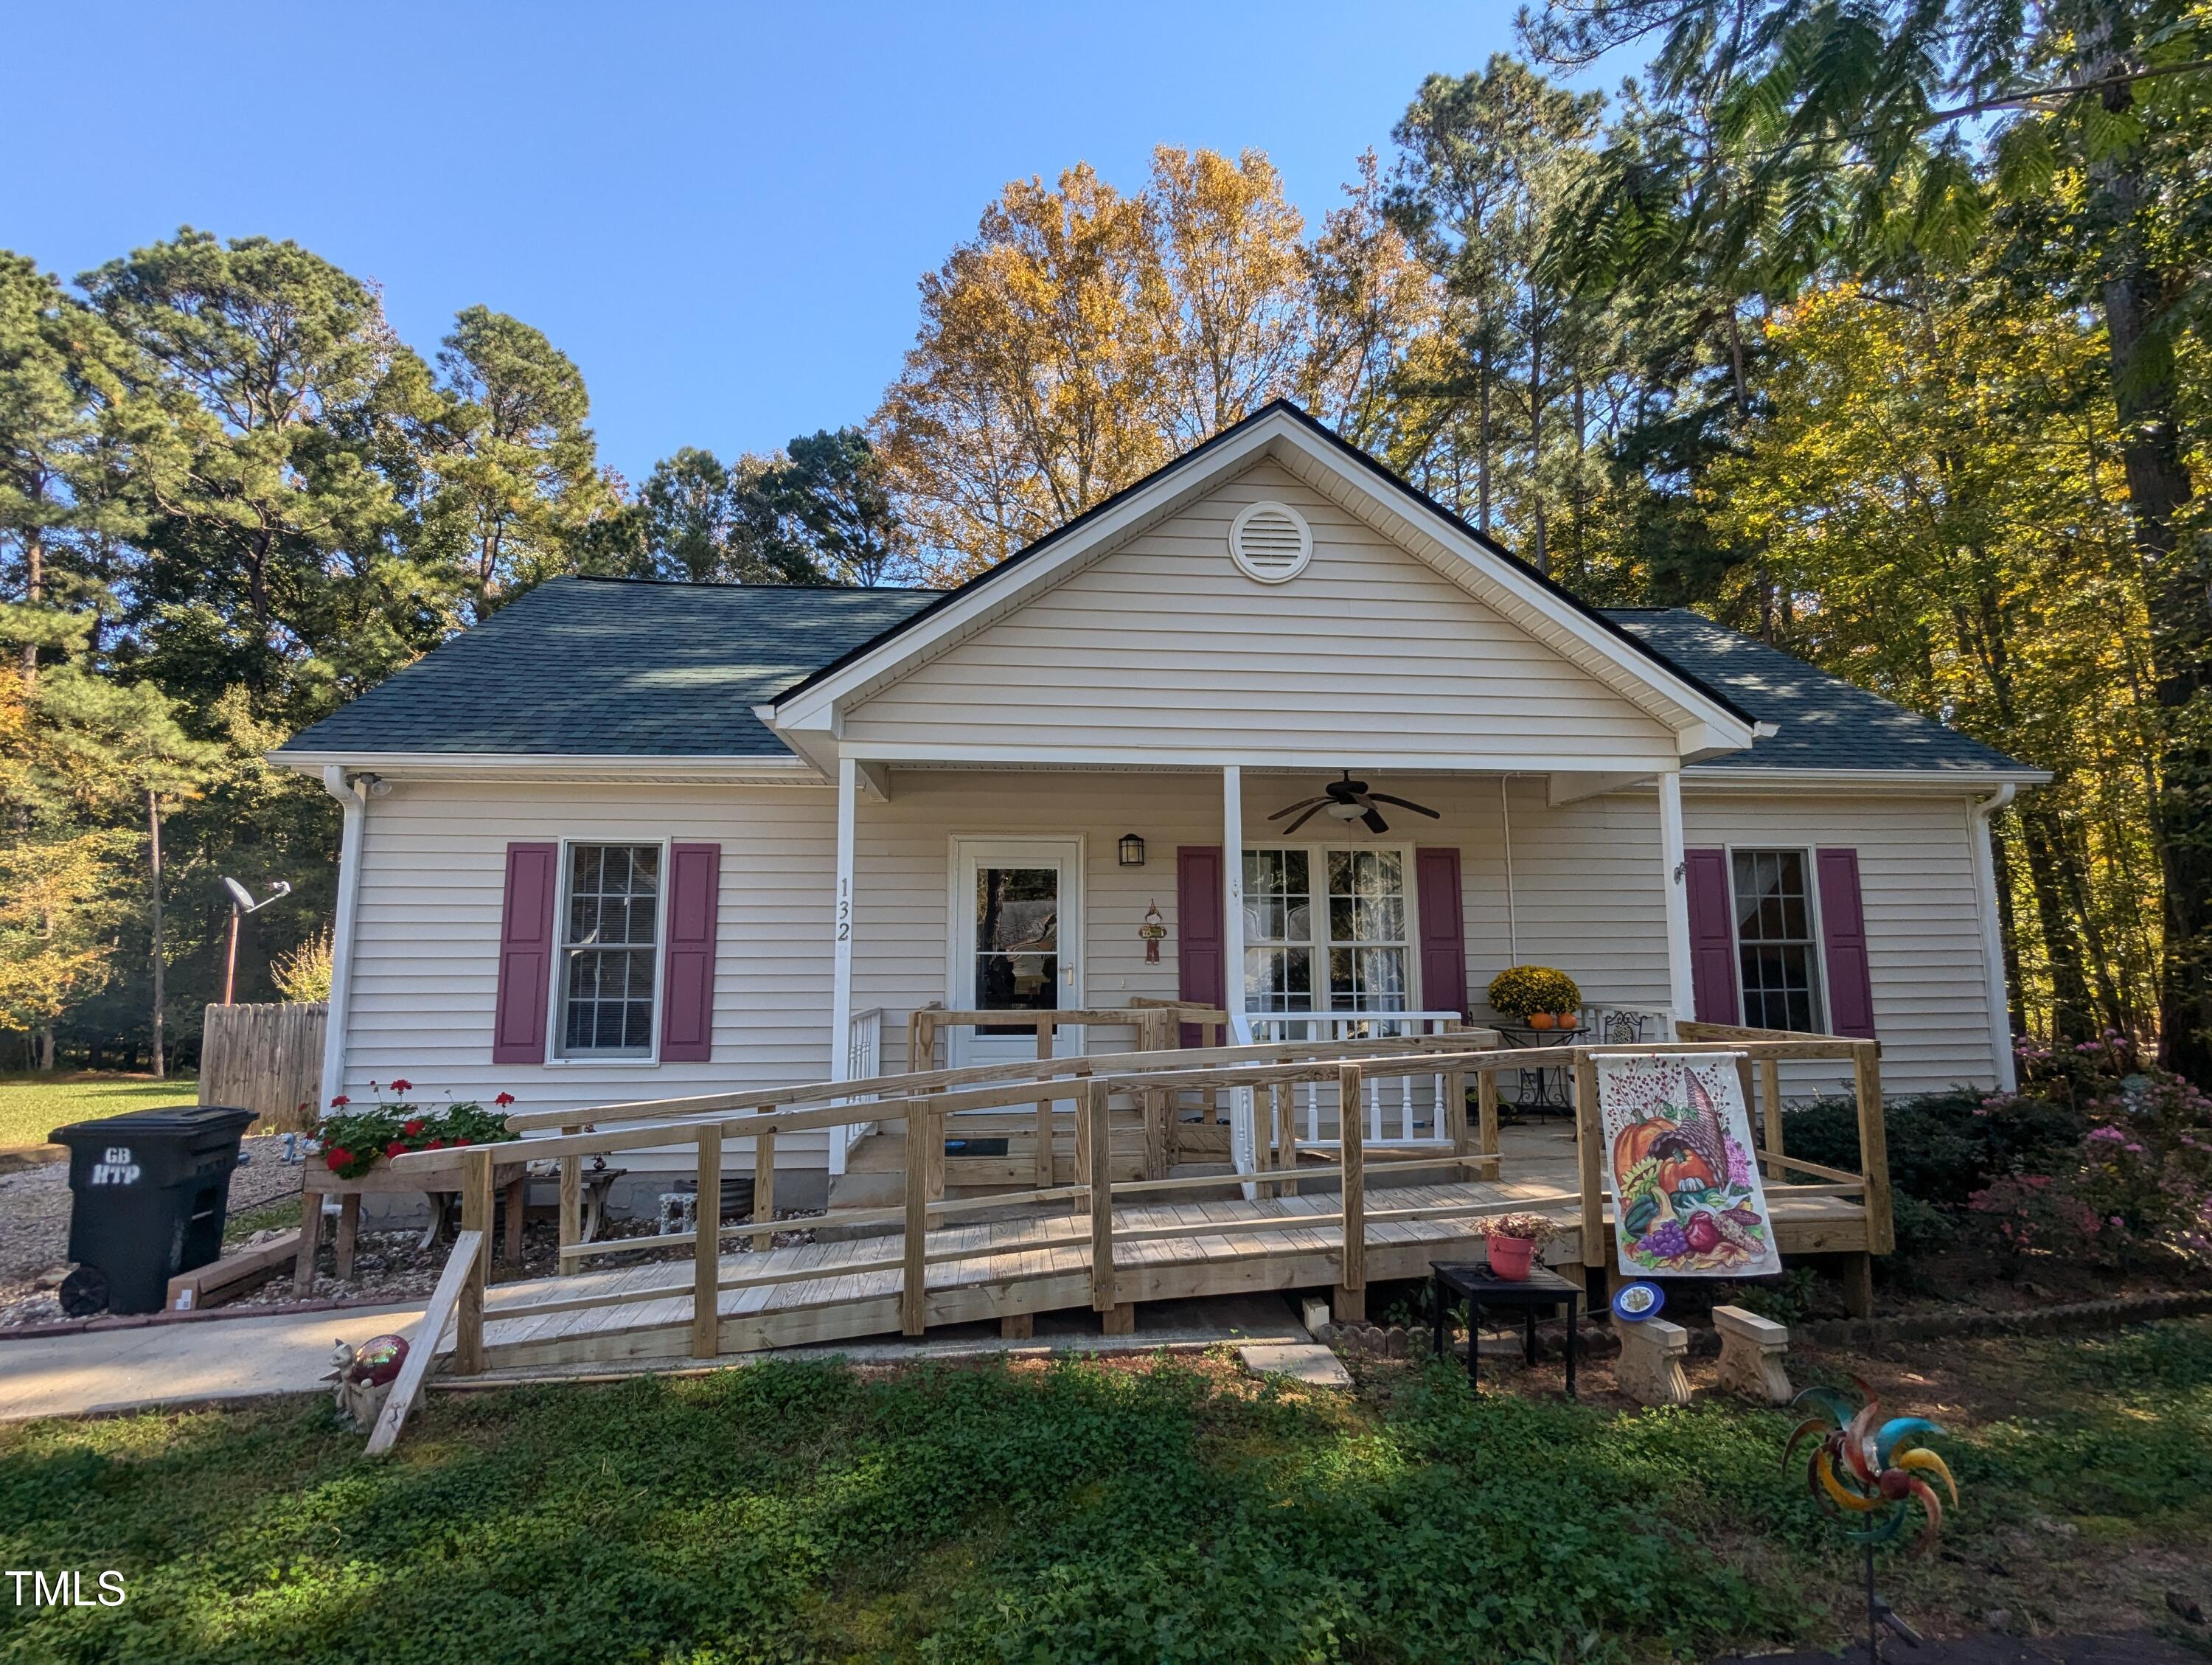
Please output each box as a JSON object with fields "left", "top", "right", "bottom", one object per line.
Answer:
{"left": 13, "top": 3, "right": 1594, "bottom": 483}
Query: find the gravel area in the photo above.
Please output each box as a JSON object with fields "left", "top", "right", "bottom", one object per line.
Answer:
{"left": 0, "top": 1155, "right": 824, "bottom": 1327}
{"left": 0, "top": 1133, "right": 303, "bottom": 1328}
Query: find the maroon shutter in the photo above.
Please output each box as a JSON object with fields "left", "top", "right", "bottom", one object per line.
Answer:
{"left": 660, "top": 841, "right": 721, "bottom": 1062}
{"left": 1683, "top": 847, "right": 1740, "bottom": 1025}
{"left": 1176, "top": 846, "right": 1225, "bottom": 1046}
{"left": 1815, "top": 847, "right": 1877, "bottom": 1039}
{"left": 1414, "top": 847, "right": 1468, "bottom": 1018}
{"left": 492, "top": 842, "right": 559, "bottom": 1065}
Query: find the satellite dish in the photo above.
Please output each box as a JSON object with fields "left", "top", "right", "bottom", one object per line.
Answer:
{"left": 223, "top": 877, "right": 256, "bottom": 911}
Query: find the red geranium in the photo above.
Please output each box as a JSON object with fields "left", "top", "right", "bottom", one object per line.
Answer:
{"left": 493, "top": 1092, "right": 515, "bottom": 1108}
{"left": 426, "top": 1138, "right": 445, "bottom": 1150}
{"left": 403, "top": 1119, "right": 425, "bottom": 1136}
{"left": 325, "top": 1148, "right": 352, "bottom": 1171}
{"left": 390, "top": 1078, "right": 414, "bottom": 1094}
{"left": 329, "top": 1094, "right": 349, "bottom": 1108}
{"left": 386, "top": 1140, "right": 408, "bottom": 1159}
{"left": 454, "top": 1136, "right": 470, "bottom": 1147}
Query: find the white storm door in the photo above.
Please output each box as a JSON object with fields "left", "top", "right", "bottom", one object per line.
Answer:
{"left": 947, "top": 838, "right": 1084, "bottom": 1069}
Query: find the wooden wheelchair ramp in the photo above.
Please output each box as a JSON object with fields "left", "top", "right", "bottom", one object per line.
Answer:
{"left": 477, "top": 1176, "right": 1583, "bottom": 1371}
{"left": 374, "top": 1022, "right": 1890, "bottom": 1437}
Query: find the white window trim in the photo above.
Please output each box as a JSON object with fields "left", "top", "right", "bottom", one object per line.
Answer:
{"left": 1240, "top": 841, "right": 1422, "bottom": 1014}
{"left": 1722, "top": 841, "right": 1829, "bottom": 1035}
{"left": 543, "top": 835, "right": 671, "bottom": 1067}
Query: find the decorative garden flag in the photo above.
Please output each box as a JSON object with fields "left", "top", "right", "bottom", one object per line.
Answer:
{"left": 1595, "top": 1051, "right": 1781, "bottom": 1279}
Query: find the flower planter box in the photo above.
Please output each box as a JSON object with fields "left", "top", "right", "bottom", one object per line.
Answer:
{"left": 295, "top": 1155, "right": 529, "bottom": 1296}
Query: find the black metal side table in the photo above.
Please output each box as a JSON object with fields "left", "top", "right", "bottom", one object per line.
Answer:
{"left": 1495, "top": 1025, "right": 1580, "bottom": 1114}
{"left": 1430, "top": 1259, "right": 1581, "bottom": 1398}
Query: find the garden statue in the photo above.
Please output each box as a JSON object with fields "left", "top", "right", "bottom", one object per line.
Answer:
{"left": 326, "top": 1333, "right": 409, "bottom": 1431}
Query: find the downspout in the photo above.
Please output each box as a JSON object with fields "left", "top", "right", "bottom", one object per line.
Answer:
{"left": 1498, "top": 776, "right": 1519, "bottom": 967}
{"left": 318, "top": 767, "right": 371, "bottom": 1119}
{"left": 1969, "top": 785, "right": 2019, "bottom": 1091}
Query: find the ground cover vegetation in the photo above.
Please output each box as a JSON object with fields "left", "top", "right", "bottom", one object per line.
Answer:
{"left": 0, "top": 1318, "right": 2205, "bottom": 1664}
{"left": 6, "top": 0, "right": 2210, "bottom": 1077}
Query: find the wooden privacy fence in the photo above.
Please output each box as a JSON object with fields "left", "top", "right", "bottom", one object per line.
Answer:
{"left": 197, "top": 1001, "right": 326, "bottom": 1130}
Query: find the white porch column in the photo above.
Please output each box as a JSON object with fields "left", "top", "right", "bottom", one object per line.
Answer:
{"left": 316, "top": 767, "right": 367, "bottom": 1118}
{"left": 1656, "top": 769, "right": 1694, "bottom": 1027}
{"left": 1222, "top": 765, "right": 1245, "bottom": 1023}
{"left": 831, "top": 755, "right": 856, "bottom": 1081}
{"left": 828, "top": 755, "right": 858, "bottom": 1178}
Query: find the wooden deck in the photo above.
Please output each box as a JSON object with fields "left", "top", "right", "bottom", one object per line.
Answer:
{"left": 475, "top": 1141, "right": 1868, "bottom": 1371}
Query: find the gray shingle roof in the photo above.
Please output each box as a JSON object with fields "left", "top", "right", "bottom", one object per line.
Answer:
{"left": 1603, "top": 608, "right": 2034, "bottom": 774}
{"left": 278, "top": 577, "right": 2034, "bottom": 777}
{"left": 279, "top": 577, "right": 939, "bottom": 757}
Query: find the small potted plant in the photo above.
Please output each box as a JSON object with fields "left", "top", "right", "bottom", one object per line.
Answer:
{"left": 1478, "top": 1211, "right": 1558, "bottom": 1279}
{"left": 1485, "top": 966, "right": 1582, "bottom": 1032}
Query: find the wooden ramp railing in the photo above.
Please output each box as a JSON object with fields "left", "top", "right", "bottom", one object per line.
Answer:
{"left": 371, "top": 1023, "right": 1891, "bottom": 1447}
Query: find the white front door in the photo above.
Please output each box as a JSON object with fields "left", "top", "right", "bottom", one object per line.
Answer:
{"left": 948, "top": 838, "right": 1083, "bottom": 1068}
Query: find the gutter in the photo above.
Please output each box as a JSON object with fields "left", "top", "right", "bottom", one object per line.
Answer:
{"left": 317, "top": 768, "right": 372, "bottom": 1118}
{"left": 1969, "top": 784, "right": 2020, "bottom": 1091}
{"left": 271, "top": 751, "right": 824, "bottom": 784}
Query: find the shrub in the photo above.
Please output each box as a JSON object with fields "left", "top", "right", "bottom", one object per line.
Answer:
{"left": 1485, "top": 964, "right": 1580, "bottom": 1021}
{"left": 270, "top": 928, "right": 333, "bottom": 1004}
{"left": 1781, "top": 1088, "right": 2086, "bottom": 1205}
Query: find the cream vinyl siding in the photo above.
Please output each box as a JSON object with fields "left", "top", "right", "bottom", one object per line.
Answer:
{"left": 1683, "top": 789, "right": 2002, "bottom": 1095}
{"left": 838, "top": 462, "right": 1680, "bottom": 768}
{"left": 339, "top": 779, "right": 838, "bottom": 1162}
{"left": 852, "top": 771, "right": 1675, "bottom": 1067}
{"left": 331, "top": 772, "right": 2000, "bottom": 1172}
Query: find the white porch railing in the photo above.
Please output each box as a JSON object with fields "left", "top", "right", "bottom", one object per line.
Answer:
{"left": 830, "top": 1007, "right": 885, "bottom": 1175}
{"left": 1228, "top": 1011, "right": 1467, "bottom": 1191}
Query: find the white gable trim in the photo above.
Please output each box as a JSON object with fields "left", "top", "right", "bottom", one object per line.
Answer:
{"left": 766, "top": 408, "right": 1757, "bottom": 760}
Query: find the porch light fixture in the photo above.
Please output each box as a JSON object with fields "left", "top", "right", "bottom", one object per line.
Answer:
{"left": 1118, "top": 833, "right": 1146, "bottom": 867}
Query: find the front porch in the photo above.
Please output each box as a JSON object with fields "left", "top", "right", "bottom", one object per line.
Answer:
{"left": 818, "top": 759, "right": 1706, "bottom": 1158}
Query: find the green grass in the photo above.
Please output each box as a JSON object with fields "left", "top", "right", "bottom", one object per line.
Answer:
{"left": 2, "top": 1320, "right": 2208, "bottom": 1664}
{"left": 0, "top": 1074, "right": 198, "bottom": 1150}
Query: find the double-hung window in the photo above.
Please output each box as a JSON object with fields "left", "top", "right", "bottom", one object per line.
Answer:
{"left": 1729, "top": 849, "right": 1823, "bottom": 1032}
{"left": 559, "top": 843, "right": 661, "bottom": 1057}
{"left": 1242, "top": 847, "right": 1410, "bottom": 1014}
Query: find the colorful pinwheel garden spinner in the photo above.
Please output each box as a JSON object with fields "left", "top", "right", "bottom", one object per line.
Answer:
{"left": 1785, "top": 1377, "right": 1958, "bottom": 1553}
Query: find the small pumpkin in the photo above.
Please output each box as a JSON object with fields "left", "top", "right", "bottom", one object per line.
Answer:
{"left": 1610, "top": 1118, "right": 1718, "bottom": 1197}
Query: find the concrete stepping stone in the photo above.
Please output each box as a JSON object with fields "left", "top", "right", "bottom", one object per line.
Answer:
{"left": 1239, "top": 1341, "right": 1352, "bottom": 1388}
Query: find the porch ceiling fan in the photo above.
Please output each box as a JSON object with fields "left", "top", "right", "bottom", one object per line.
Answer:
{"left": 1267, "top": 771, "right": 1441, "bottom": 836}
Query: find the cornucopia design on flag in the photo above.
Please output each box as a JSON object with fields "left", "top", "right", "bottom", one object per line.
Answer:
{"left": 1612, "top": 1065, "right": 1771, "bottom": 1272}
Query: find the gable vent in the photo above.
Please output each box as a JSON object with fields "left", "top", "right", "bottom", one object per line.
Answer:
{"left": 1228, "top": 501, "right": 1312, "bottom": 584}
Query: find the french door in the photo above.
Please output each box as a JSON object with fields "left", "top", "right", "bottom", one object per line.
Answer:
{"left": 947, "top": 838, "right": 1084, "bottom": 1068}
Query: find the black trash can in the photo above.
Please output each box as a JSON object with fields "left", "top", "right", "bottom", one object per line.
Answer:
{"left": 49, "top": 1105, "right": 257, "bottom": 1315}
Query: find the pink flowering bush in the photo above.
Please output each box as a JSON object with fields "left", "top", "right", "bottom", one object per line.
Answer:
{"left": 1966, "top": 1032, "right": 2212, "bottom": 1273}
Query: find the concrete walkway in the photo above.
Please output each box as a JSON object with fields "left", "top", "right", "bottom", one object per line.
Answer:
{"left": 0, "top": 1300, "right": 428, "bottom": 1422}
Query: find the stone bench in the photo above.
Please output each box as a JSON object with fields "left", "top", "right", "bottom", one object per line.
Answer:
{"left": 1712, "top": 1304, "right": 1792, "bottom": 1404}
{"left": 1616, "top": 1318, "right": 1691, "bottom": 1407}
